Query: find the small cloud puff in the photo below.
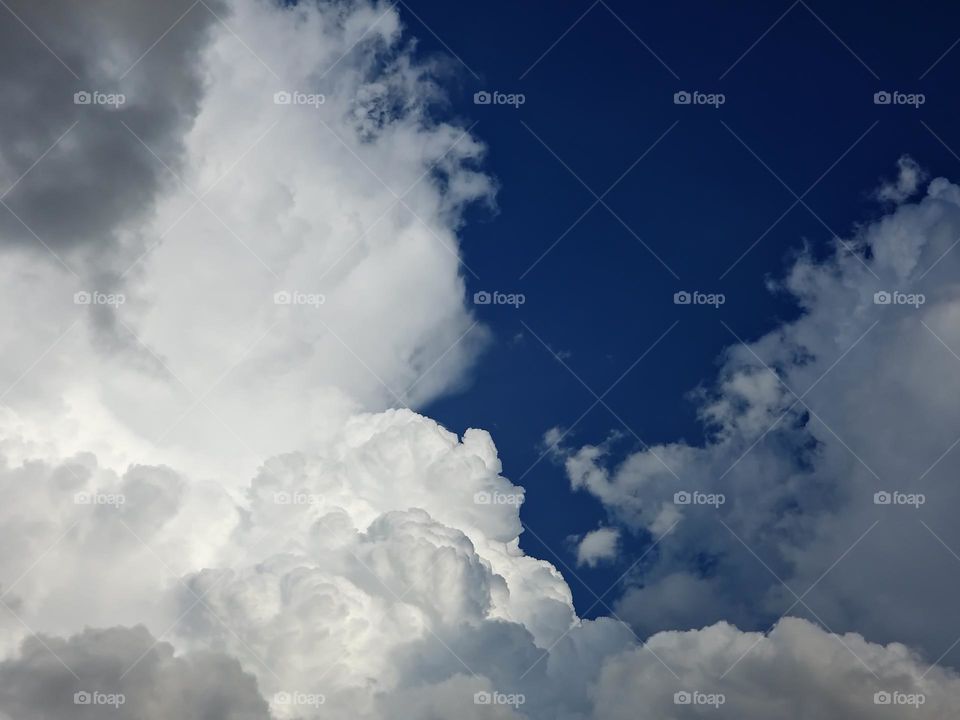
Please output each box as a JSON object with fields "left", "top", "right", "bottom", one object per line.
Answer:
{"left": 575, "top": 527, "right": 620, "bottom": 567}
{"left": 875, "top": 154, "right": 927, "bottom": 202}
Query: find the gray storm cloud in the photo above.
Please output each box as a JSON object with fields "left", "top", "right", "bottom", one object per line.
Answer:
{"left": 0, "top": 0, "right": 222, "bottom": 262}
{"left": 0, "top": 626, "right": 269, "bottom": 720}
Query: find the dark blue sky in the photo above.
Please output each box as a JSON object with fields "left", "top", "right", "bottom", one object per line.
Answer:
{"left": 398, "top": 0, "right": 960, "bottom": 618}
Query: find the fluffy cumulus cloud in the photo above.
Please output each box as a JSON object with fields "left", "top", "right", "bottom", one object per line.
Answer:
{"left": 0, "top": 407, "right": 625, "bottom": 718}
{"left": 5, "top": 408, "right": 960, "bottom": 720}
{"left": 553, "top": 162, "right": 960, "bottom": 664}
{"left": 2, "top": 1, "right": 960, "bottom": 718}
{"left": 575, "top": 527, "right": 620, "bottom": 568}
{"left": 593, "top": 618, "right": 960, "bottom": 719}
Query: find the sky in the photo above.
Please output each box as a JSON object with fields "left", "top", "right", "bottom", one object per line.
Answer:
{"left": 2, "top": 1, "right": 960, "bottom": 719}
{"left": 411, "top": 0, "right": 960, "bottom": 617}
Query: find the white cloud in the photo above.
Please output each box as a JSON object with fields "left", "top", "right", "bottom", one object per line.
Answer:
{"left": 875, "top": 155, "right": 927, "bottom": 203}
{"left": 575, "top": 527, "right": 620, "bottom": 567}
{"left": 593, "top": 617, "right": 960, "bottom": 719}
{"left": 553, "top": 166, "right": 960, "bottom": 662}
{"left": 4, "top": 408, "right": 960, "bottom": 719}
{"left": 0, "top": 407, "right": 630, "bottom": 719}
{"left": 0, "top": 0, "right": 492, "bottom": 481}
